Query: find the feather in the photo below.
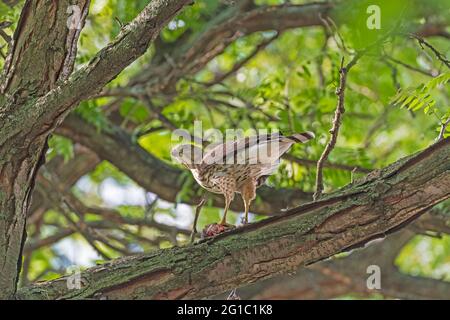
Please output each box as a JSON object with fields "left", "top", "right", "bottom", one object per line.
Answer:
{"left": 201, "top": 132, "right": 314, "bottom": 165}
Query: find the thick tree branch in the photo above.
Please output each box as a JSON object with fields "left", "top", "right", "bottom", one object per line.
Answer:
{"left": 105, "top": 2, "right": 333, "bottom": 98}
{"left": 16, "top": 138, "right": 450, "bottom": 299}
{"left": 103, "top": 3, "right": 449, "bottom": 100}
{"left": 237, "top": 229, "right": 450, "bottom": 300}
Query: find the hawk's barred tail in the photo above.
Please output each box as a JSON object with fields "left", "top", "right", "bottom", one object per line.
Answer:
{"left": 287, "top": 131, "right": 315, "bottom": 143}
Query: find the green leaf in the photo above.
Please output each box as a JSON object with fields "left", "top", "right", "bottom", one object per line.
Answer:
{"left": 47, "top": 135, "right": 74, "bottom": 162}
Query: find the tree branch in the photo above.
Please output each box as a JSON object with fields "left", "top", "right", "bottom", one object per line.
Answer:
{"left": 204, "top": 32, "right": 279, "bottom": 87}
{"left": 236, "top": 229, "right": 450, "bottom": 300}
{"left": 438, "top": 116, "right": 450, "bottom": 140}
{"left": 107, "top": 2, "right": 333, "bottom": 97}
{"left": 314, "top": 54, "right": 361, "bottom": 200}
{"left": 0, "top": 0, "right": 193, "bottom": 148}
{"left": 16, "top": 138, "right": 450, "bottom": 299}
{"left": 410, "top": 33, "right": 450, "bottom": 70}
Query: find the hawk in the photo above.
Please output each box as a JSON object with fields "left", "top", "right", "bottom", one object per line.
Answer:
{"left": 171, "top": 131, "right": 314, "bottom": 226}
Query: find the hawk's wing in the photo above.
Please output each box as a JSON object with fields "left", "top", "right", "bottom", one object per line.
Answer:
{"left": 201, "top": 132, "right": 314, "bottom": 167}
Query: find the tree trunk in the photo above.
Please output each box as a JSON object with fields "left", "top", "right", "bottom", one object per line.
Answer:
{"left": 0, "top": 0, "right": 90, "bottom": 299}
{"left": 0, "top": 0, "right": 191, "bottom": 299}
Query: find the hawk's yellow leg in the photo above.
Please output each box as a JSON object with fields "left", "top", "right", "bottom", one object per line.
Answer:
{"left": 240, "top": 179, "right": 256, "bottom": 224}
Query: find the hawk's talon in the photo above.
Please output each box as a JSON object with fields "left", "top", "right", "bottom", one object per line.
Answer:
{"left": 171, "top": 132, "right": 315, "bottom": 239}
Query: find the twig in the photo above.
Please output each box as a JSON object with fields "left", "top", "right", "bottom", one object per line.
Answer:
{"left": 317, "top": 27, "right": 331, "bottom": 88}
{"left": 0, "top": 21, "right": 12, "bottom": 43}
{"left": 383, "top": 55, "right": 435, "bottom": 77}
{"left": 2, "top": 0, "right": 20, "bottom": 8}
{"left": 284, "top": 77, "right": 294, "bottom": 132}
{"left": 205, "top": 32, "right": 279, "bottom": 86}
{"left": 283, "top": 154, "right": 371, "bottom": 173}
{"left": 438, "top": 117, "right": 450, "bottom": 140}
{"left": 114, "top": 17, "right": 124, "bottom": 29}
{"left": 59, "top": 203, "right": 112, "bottom": 260}
{"left": 0, "top": 44, "right": 6, "bottom": 59}
{"left": 410, "top": 34, "right": 450, "bottom": 70}
{"left": 190, "top": 197, "right": 206, "bottom": 243}
{"left": 382, "top": 59, "right": 401, "bottom": 90}
{"left": 39, "top": 169, "right": 111, "bottom": 259}
{"left": 363, "top": 107, "right": 390, "bottom": 149}
{"left": 313, "top": 54, "right": 361, "bottom": 201}
{"left": 0, "top": 28, "right": 11, "bottom": 44}
{"left": 140, "top": 94, "right": 206, "bottom": 145}
{"left": 318, "top": 14, "right": 352, "bottom": 55}
{"left": 39, "top": 169, "right": 136, "bottom": 258}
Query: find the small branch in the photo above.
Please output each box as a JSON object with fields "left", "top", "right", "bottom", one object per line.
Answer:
{"left": 190, "top": 197, "right": 206, "bottom": 243}
{"left": 383, "top": 55, "right": 435, "bottom": 77}
{"left": 205, "top": 32, "right": 279, "bottom": 87}
{"left": 0, "top": 44, "right": 6, "bottom": 59}
{"left": 383, "top": 59, "right": 401, "bottom": 90}
{"left": 140, "top": 94, "right": 207, "bottom": 146}
{"left": 438, "top": 117, "right": 450, "bottom": 140}
{"left": 317, "top": 27, "right": 331, "bottom": 88}
{"left": 16, "top": 138, "right": 450, "bottom": 300}
{"left": 410, "top": 34, "right": 450, "bottom": 70}
{"left": 114, "top": 17, "right": 124, "bottom": 28}
{"left": 283, "top": 154, "right": 371, "bottom": 174}
{"left": 313, "top": 54, "right": 361, "bottom": 200}
{"left": 1, "top": 0, "right": 20, "bottom": 7}
{"left": 24, "top": 229, "right": 75, "bottom": 253}
{"left": 39, "top": 170, "right": 113, "bottom": 260}
{"left": 0, "top": 21, "right": 12, "bottom": 43}
{"left": 319, "top": 14, "right": 352, "bottom": 55}
{"left": 60, "top": 204, "right": 112, "bottom": 261}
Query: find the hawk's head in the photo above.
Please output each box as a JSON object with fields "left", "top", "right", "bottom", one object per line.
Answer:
{"left": 171, "top": 144, "right": 203, "bottom": 169}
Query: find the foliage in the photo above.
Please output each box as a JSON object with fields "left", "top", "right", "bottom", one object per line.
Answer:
{"left": 47, "top": 135, "right": 74, "bottom": 162}
{"left": 5, "top": 0, "right": 448, "bottom": 297}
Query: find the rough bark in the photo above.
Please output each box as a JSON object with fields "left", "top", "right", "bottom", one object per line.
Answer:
{"left": 0, "top": 0, "right": 90, "bottom": 299}
{"left": 0, "top": 0, "right": 192, "bottom": 299}
{"left": 16, "top": 138, "right": 450, "bottom": 300}
{"left": 234, "top": 229, "right": 450, "bottom": 300}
